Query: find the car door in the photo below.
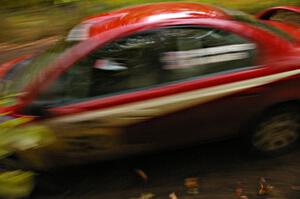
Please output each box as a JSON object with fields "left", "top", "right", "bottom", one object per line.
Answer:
{"left": 126, "top": 27, "right": 260, "bottom": 147}
{"left": 22, "top": 26, "right": 260, "bottom": 159}
{"left": 22, "top": 31, "right": 167, "bottom": 158}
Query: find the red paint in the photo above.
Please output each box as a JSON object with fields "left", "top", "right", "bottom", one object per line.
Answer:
{"left": 264, "top": 20, "right": 300, "bottom": 42}
{"left": 48, "top": 67, "right": 267, "bottom": 115}
{"left": 256, "top": 6, "right": 300, "bottom": 43}
{"left": 84, "top": 2, "right": 231, "bottom": 37}
{"left": 17, "top": 18, "right": 293, "bottom": 114}
{"left": 0, "top": 3, "right": 298, "bottom": 118}
{"left": 3, "top": 3, "right": 300, "bottom": 168}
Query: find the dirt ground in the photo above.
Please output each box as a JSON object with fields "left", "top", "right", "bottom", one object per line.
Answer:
{"left": 30, "top": 139, "right": 300, "bottom": 199}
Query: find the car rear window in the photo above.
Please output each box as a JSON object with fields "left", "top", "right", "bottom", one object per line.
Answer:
{"left": 222, "top": 8, "right": 294, "bottom": 42}
{"left": 270, "top": 10, "right": 300, "bottom": 25}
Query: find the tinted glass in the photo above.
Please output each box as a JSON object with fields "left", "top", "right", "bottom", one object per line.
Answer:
{"left": 222, "top": 8, "right": 294, "bottom": 41}
{"left": 160, "top": 28, "right": 256, "bottom": 82}
{"left": 38, "top": 32, "right": 162, "bottom": 104}
{"left": 270, "top": 10, "right": 300, "bottom": 25}
{"left": 35, "top": 27, "right": 256, "bottom": 106}
{"left": 4, "top": 40, "right": 78, "bottom": 96}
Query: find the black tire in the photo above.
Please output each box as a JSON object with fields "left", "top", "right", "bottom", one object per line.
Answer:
{"left": 249, "top": 105, "right": 300, "bottom": 156}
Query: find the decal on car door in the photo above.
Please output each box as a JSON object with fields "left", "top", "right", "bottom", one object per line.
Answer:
{"left": 162, "top": 43, "right": 256, "bottom": 69}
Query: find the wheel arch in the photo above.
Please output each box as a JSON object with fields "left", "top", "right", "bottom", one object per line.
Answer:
{"left": 241, "top": 99, "right": 300, "bottom": 136}
{"left": 238, "top": 99, "right": 300, "bottom": 155}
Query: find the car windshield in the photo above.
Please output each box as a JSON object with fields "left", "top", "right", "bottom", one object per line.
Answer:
{"left": 222, "top": 8, "right": 294, "bottom": 41}
{"left": 2, "top": 39, "right": 78, "bottom": 96}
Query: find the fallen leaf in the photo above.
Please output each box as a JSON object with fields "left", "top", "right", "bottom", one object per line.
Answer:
{"left": 135, "top": 169, "right": 148, "bottom": 182}
{"left": 169, "top": 192, "right": 178, "bottom": 199}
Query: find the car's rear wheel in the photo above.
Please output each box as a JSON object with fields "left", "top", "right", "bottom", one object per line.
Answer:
{"left": 250, "top": 105, "right": 300, "bottom": 155}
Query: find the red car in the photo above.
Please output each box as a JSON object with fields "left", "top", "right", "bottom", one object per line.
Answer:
{"left": 1, "top": 2, "right": 300, "bottom": 170}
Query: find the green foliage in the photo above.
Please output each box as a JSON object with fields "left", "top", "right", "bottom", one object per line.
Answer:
{"left": 1, "top": 0, "right": 52, "bottom": 9}
{"left": 1, "top": 0, "right": 300, "bottom": 43}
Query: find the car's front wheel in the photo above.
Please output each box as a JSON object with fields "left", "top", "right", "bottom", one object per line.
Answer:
{"left": 250, "top": 105, "right": 300, "bottom": 155}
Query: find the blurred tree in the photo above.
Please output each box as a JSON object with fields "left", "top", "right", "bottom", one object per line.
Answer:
{"left": 54, "top": 0, "right": 80, "bottom": 5}
{"left": 0, "top": 0, "right": 79, "bottom": 10}
{"left": 1, "top": 0, "right": 47, "bottom": 9}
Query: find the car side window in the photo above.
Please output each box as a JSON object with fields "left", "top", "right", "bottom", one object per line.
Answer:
{"left": 159, "top": 28, "right": 256, "bottom": 82}
{"left": 35, "top": 27, "right": 256, "bottom": 106}
{"left": 37, "top": 32, "right": 163, "bottom": 104}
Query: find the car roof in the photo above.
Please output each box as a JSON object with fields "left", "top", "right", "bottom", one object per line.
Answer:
{"left": 67, "top": 2, "right": 231, "bottom": 41}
